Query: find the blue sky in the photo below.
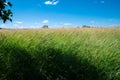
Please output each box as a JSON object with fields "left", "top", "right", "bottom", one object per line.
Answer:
{"left": 0, "top": 0, "right": 120, "bottom": 28}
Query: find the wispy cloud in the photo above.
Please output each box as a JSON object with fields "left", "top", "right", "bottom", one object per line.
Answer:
{"left": 13, "top": 21, "right": 23, "bottom": 28}
{"left": 0, "top": 24, "right": 6, "bottom": 28}
{"left": 44, "top": 0, "right": 59, "bottom": 5}
{"left": 100, "top": 1, "right": 105, "bottom": 4}
{"left": 109, "top": 24, "right": 120, "bottom": 27}
{"left": 64, "top": 23, "right": 72, "bottom": 26}
{"left": 14, "top": 21, "right": 23, "bottom": 24}
{"left": 93, "top": 0, "right": 105, "bottom": 4}
{"left": 42, "top": 20, "right": 49, "bottom": 23}
{"left": 108, "top": 19, "right": 117, "bottom": 22}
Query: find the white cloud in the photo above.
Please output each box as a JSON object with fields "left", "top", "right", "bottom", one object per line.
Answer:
{"left": 45, "top": 1, "right": 52, "bottom": 5}
{"left": 44, "top": 0, "right": 59, "bottom": 5}
{"left": 64, "top": 23, "right": 72, "bottom": 26}
{"left": 42, "top": 20, "right": 49, "bottom": 23}
{"left": 14, "top": 21, "right": 23, "bottom": 24}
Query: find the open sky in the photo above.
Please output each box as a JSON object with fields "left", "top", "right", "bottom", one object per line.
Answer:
{"left": 0, "top": 0, "right": 120, "bottom": 28}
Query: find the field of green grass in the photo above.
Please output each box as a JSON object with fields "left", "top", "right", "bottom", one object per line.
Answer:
{"left": 0, "top": 28, "right": 120, "bottom": 80}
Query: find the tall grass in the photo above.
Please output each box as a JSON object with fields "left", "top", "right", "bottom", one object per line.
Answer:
{"left": 0, "top": 28, "right": 120, "bottom": 80}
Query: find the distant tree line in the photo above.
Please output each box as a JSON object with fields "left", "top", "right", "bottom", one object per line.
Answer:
{"left": 77, "top": 25, "right": 91, "bottom": 28}
{"left": 82, "top": 25, "right": 91, "bottom": 28}
{"left": 42, "top": 25, "right": 49, "bottom": 28}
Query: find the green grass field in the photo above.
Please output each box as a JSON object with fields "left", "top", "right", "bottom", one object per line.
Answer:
{"left": 0, "top": 28, "right": 120, "bottom": 80}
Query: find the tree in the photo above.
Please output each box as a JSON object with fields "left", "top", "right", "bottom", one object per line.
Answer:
{"left": 0, "top": 0, "right": 12, "bottom": 23}
{"left": 82, "top": 25, "right": 90, "bottom": 28}
{"left": 42, "top": 25, "right": 49, "bottom": 28}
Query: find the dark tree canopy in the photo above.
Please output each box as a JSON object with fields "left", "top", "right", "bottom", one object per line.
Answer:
{"left": 0, "top": 0, "right": 12, "bottom": 23}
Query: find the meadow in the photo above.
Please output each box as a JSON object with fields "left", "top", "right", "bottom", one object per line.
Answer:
{"left": 0, "top": 28, "right": 120, "bottom": 80}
